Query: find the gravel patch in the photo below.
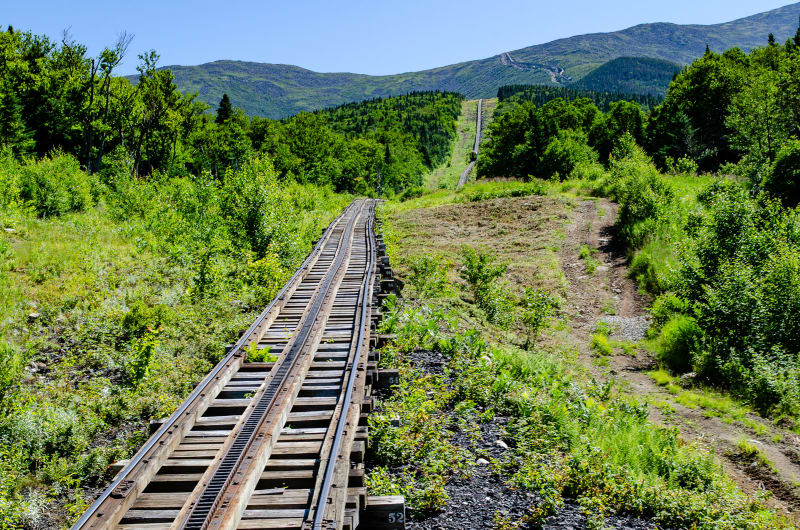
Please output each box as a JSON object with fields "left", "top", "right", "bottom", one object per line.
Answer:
{"left": 599, "top": 315, "right": 651, "bottom": 342}
{"left": 374, "top": 349, "right": 660, "bottom": 529}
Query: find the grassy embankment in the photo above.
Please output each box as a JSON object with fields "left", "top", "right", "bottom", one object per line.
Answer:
{"left": 365, "top": 177, "right": 792, "bottom": 528}
{"left": 0, "top": 153, "right": 349, "bottom": 527}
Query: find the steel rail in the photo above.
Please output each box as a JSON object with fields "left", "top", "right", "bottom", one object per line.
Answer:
{"left": 473, "top": 98, "right": 483, "bottom": 155}
{"left": 311, "top": 201, "right": 376, "bottom": 529}
{"left": 183, "top": 200, "right": 367, "bottom": 529}
{"left": 70, "top": 202, "right": 354, "bottom": 530}
{"left": 457, "top": 99, "right": 484, "bottom": 189}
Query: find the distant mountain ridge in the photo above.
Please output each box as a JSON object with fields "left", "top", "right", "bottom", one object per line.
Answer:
{"left": 153, "top": 2, "right": 800, "bottom": 118}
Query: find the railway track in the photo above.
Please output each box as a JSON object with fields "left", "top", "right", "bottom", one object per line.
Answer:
{"left": 73, "top": 199, "right": 404, "bottom": 530}
{"left": 457, "top": 98, "right": 483, "bottom": 189}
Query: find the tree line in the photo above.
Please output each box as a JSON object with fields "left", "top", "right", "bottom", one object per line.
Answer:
{"left": 0, "top": 26, "right": 462, "bottom": 194}
{"left": 496, "top": 84, "right": 661, "bottom": 113}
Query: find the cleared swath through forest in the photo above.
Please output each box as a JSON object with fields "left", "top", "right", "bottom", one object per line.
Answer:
{"left": 457, "top": 99, "right": 483, "bottom": 189}
{"left": 72, "top": 199, "right": 405, "bottom": 530}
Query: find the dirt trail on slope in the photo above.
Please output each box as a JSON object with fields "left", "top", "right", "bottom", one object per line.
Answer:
{"left": 561, "top": 198, "right": 800, "bottom": 523}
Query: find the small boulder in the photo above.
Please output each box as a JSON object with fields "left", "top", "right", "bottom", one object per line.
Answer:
{"left": 476, "top": 458, "right": 490, "bottom": 465}
{"left": 495, "top": 439, "right": 509, "bottom": 450}
{"left": 678, "top": 372, "right": 698, "bottom": 388}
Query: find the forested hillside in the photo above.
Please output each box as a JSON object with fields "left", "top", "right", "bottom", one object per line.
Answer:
{"left": 152, "top": 3, "right": 800, "bottom": 117}
{"left": 496, "top": 84, "right": 661, "bottom": 112}
{"left": 478, "top": 24, "right": 800, "bottom": 418}
{"left": 317, "top": 92, "right": 462, "bottom": 169}
{"left": 573, "top": 56, "right": 680, "bottom": 96}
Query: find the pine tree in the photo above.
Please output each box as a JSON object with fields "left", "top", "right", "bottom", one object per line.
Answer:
{"left": 216, "top": 93, "right": 233, "bottom": 124}
{"left": 794, "top": 16, "right": 800, "bottom": 48}
{"left": 0, "top": 84, "right": 34, "bottom": 156}
{"left": 769, "top": 33, "right": 776, "bottom": 46}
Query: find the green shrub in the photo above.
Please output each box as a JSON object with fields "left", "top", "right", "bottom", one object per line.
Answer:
{"left": 658, "top": 315, "right": 703, "bottom": 374}
{"left": 0, "top": 149, "right": 21, "bottom": 212}
{"left": 399, "top": 185, "right": 424, "bottom": 201}
{"left": 221, "top": 157, "right": 300, "bottom": 262}
{"left": 0, "top": 340, "right": 22, "bottom": 413}
{"left": 764, "top": 138, "right": 800, "bottom": 207}
{"left": 591, "top": 333, "right": 614, "bottom": 356}
{"left": 481, "top": 282, "right": 516, "bottom": 328}
{"left": 245, "top": 343, "right": 278, "bottom": 363}
{"left": 649, "top": 293, "right": 689, "bottom": 333}
{"left": 122, "top": 300, "right": 170, "bottom": 339}
{"left": 666, "top": 156, "right": 699, "bottom": 176}
{"left": 520, "top": 287, "right": 557, "bottom": 348}
{"left": 408, "top": 255, "right": 450, "bottom": 298}
{"left": 18, "top": 152, "right": 95, "bottom": 217}
{"left": 629, "top": 246, "right": 664, "bottom": 293}
{"left": 245, "top": 253, "right": 289, "bottom": 307}
{"left": 128, "top": 328, "right": 160, "bottom": 387}
{"left": 459, "top": 246, "right": 507, "bottom": 302}
{"left": 570, "top": 160, "right": 606, "bottom": 182}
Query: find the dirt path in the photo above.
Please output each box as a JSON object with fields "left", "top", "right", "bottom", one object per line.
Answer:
{"left": 560, "top": 198, "right": 800, "bottom": 523}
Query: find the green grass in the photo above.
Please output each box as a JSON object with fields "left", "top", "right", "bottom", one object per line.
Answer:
{"left": 736, "top": 439, "right": 777, "bottom": 473}
{"left": 0, "top": 173, "right": 348, "bottom": 525}
{"left": 371, "top": 196, "right": 793, "bottom": 528}
{"left": 648, "top": 371, "right": 771, "bottom": 437}
{"left": 590, "top": 333, "right": 614, "bottom": 356}
{"left": 578, "top": 244, "right": 601, "bottom": 274}
{"left": 425, "top": 99, "right": 483, "bottom": 191}
{"left": 390, "top": 178, "right": 551, "bottom": 213}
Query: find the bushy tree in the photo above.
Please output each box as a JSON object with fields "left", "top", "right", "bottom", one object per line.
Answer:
{"left": 540, "top": 129, "right": 597, "bottom": 180}
{"left": 646, "top": 49, "right": 745, "bottom": 171}
{"left": 764, "top": 138, "right": 800, "bottom": 207}
{"left": 590, "top": 100, "right": 647, "bottom": 161}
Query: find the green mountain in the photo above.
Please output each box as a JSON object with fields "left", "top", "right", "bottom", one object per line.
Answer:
{"left": 157, "top": 2, "right": 800, "bottom": 118}
{"left": 572, "top": 57, "right": 680, "bottom": 97}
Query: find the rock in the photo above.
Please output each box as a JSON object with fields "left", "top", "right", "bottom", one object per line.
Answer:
{"left": 476, "top": 458, "right": 490, "bottom": 465}
{"left": 678, "top": 372, "right": 697, "bottom": 388}
{"left": 28, "top": 312, "right": 40, "bottom": 320}
{"left": 596, "top": 265, "right": 609, "bottom": 273}
{"left": 495, "top": 439, "right": 509, "bottom": 450}
{"left": 3, "top": 227, "right": 14, "bottom": 233}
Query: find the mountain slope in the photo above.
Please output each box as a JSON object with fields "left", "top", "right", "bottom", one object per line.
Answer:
{"left": 161, "top": 2, "right": 800, "bottom": 117}
{"left": 572, "top": 57, "right": 681, "bottom": 96}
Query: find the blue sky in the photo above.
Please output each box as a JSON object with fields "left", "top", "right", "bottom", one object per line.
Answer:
{"left": 3, "top": 1, "right": 794, "bottom": 76}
